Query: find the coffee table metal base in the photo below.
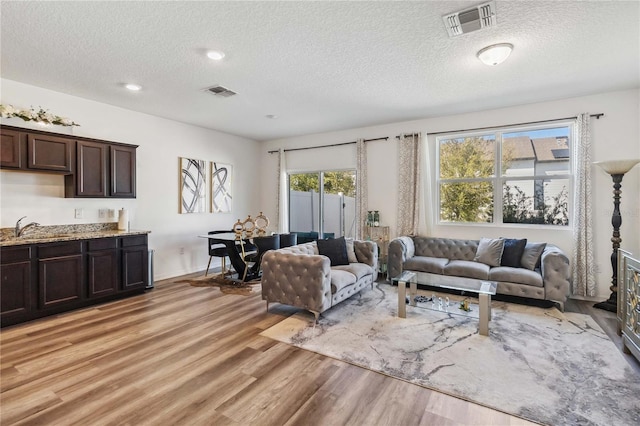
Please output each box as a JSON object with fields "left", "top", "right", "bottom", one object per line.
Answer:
{"left": 397, "top": 275, "right": 493, "bottom": 336}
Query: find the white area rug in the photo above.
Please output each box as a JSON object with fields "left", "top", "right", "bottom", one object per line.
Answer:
{"left": 260, "top": 283, "right": 640, "bottom": 426}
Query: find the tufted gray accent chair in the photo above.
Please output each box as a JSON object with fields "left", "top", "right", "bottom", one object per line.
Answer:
{"left": 388, "top": 236, "right": 570, "bottom": 311}
{"left": 261, "top": 240, "right": 378, "bottom": 320}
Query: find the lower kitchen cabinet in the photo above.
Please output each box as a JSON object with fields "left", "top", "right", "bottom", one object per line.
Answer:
{"left": 0, "top": 246, "right": 33, "bottom": 323}
{"left": 87, "top": 250, "right": 119, "bottom": 298}
{"left": 0, "top": 234, "right": 148, "bottom": 327}
{"left": 39, "top": 253, "right": 84, "bottom": 309}
{"left": 38, "top": 241, "right": 84, "bottom": 309}
{"left": 121, "top": 235, "right": 147, "bottom": 290}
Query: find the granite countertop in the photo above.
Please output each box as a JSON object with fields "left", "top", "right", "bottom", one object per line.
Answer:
{"left": 0, "top": 223, "right": 151, "bottom": 247}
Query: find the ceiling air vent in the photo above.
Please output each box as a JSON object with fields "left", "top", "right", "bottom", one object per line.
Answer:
{"left": 442, "top": 1, "right": 496, "bottom": 37}
{"left": 204, "top": 85, "right": 237, "bottom": 97}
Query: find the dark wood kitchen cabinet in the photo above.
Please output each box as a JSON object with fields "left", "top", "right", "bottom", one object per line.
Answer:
{"left": 0, "top": 246, "right": 34, "bottom": 323}
{"left": 73, "top": 140, "right": 109, "bottom": 197}
{"left": 1, "top": 129, "right": 24, "bottom": 168}
{"left": 0, "top": 234, "right": 148, "bottom": 327}
{"left": 28, "top": 133, "right": 74, "bottom": 173}
{"left": 121, "top": 235, "right": 147, "bottom": 290}
{"left": 0, "top": 127, "right": 74, "bottom": 173}
{"left": 0, "top": 125, "right": 137, "bottom": 198}
{"left": 65, "top": 141, "right": 137, "bottom": 198}
{"left": 111, "top": 145, "right": 136, "bottom": 198}
{"left": 38, "top": 241, "right": 83, "bottom": 309}
{"left": 87, "top": 238, "right": 118, "bottom": 298}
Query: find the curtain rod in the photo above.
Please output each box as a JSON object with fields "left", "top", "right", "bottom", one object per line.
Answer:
{"left": 396, "top": 113, "right": 604, "bottom": 138}
{"left": 267, "top": 137, "right": 388, "bottom": 154}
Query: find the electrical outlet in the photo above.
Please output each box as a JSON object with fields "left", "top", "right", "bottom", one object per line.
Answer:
{"left": 75, "top": 208, "right": 83, "bottom": 219}
{"left": 98, "top": 209, "right": 107, "bottom": 219}
{"left": 108, "top": 209, "right": 116, "bottom": 218}
{"left": 179, "top": 247, "right": 185, "bottom": 255}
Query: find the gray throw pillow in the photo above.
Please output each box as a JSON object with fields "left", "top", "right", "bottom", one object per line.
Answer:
{"left": 345, "top": 238, "right": 358, "bottom": 263}
{"left": 520, "top": 242, "right": 547, "bottom": 270}
{"left": 474, "top": 237, "right": 505, "bottom": 267}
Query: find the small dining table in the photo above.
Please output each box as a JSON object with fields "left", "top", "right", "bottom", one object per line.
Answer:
{"left": 197, "top": 232, "right": 259, "bottom": 281}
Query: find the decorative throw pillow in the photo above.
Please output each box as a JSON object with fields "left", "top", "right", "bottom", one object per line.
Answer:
{"left": 473, "top": 237, "right": 505, "bottom": 267}
{"left": 500, "top": 238, "right": 528, "bottom": 268}
{"left": 345, "top": 238, "right": 358, "bottom": 263}
{"left": 317, "top": 237, "right": 349, "bottom": 266}
{"left": 520, "top": 242, "right": 547, "bottom": 270}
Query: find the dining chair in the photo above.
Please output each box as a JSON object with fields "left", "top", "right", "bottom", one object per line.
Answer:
{"left": 205, "top": 230, "right": 232, "bottom": 276}
{"left": 278, "top": 233, "right": 298, "bottom": 248}
{"left": 244, "top": 234, "right": 280, "bottom": 279}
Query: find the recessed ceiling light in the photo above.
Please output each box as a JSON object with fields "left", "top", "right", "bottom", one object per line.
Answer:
{"left": 125, "top": 83, "right": 142, "bottom": 91}
{"left": 477, "top": 43, "right": 513, "bottom": 66}
{"left": 207, "top": 50, "right": 226, "bottom": 61}
{"left": 265, "top": 114, "right": 278, "bottom": 119}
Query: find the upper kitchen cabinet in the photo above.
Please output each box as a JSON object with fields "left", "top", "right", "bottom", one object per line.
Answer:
{"left": 111, "top": 145, "right": 136, "bottom": 198}
{"left": 71, "top": 140, "right": 109, "bottom": 197}
{"left": 1, "top": 125, "right": 137, "bottom": 198}
{"left": 1, "top": 127, "right": 74, "bottom": 173}
{"left": 65, "top": 141, "right": 137, "bottom": 198}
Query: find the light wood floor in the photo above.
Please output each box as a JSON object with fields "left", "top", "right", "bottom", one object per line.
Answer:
{"left": 1, "top": 273, "right": 634, "bottom": 426}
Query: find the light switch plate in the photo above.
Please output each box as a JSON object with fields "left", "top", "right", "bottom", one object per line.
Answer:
{"left": 98, "top": 209, "right": 107, "bottom": 219}
{"left": 75, "top": 208, "right": 83, "bottom": 219}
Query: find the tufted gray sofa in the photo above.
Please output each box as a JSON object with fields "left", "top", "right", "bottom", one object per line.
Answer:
{"left": 388, "top": 236, "right": 570, "bottom": 310}
{"left": 261, "top": 240, "right": 378, "bottom": 320}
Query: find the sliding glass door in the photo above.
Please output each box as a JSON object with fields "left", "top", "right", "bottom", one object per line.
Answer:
{"left": 289, "top": 170, "right": 356, "bottom": 242}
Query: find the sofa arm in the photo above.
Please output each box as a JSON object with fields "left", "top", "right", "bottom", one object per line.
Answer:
{"left": 261, "top": 251, "right": 332, "bottom": 314}
{"left": 541, "top": 245, "right": 570, "bottom": 307}
{"left": 354, "top": 240, "right": 379, "bottom": 281}
{"left": 388, "top": 236, "right": 416, "bottom": 280}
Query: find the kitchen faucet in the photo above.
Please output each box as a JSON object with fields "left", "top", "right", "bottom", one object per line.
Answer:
{"left": 15, "top": 216, "right": 40, "bottom": 237}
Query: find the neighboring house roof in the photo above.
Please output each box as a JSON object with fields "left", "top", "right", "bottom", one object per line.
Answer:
{"left": 503, "top": 136, "right": 535, "bottom": 161}
{"left": 532, "top": 137, "right": 570, "bottom": 162}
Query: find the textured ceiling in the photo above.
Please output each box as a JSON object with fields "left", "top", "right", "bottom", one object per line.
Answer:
{"left": 1, "top": 1, "right": 638, "bottom": 141}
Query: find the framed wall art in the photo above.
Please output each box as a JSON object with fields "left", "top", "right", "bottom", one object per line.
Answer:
{"left": 179, "top": 157, "right": 207, "bottom": 213}
{"left": 211, "top": 161, "right": 233, "bottom": 213}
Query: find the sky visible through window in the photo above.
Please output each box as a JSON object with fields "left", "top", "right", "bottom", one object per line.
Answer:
{"left": 505, "top": 127, "right": 569, "bottom": 139}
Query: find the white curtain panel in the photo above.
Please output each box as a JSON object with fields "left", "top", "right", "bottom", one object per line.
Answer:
{"left": 277, "top": 149, "right": 289, "bottom": 233}
{"left": 418, "top": 133, "right": 431, "bottom": 236}
{"left": 397, "top": 133, "right": 422, "bottom": 236}
{"left": 572, "top": 113, "right": 596, "bottom": 297}
{"left": 355, "top": 139, "right": 367, "bottom": 240}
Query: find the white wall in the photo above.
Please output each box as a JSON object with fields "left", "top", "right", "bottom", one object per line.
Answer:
{"left": 0, "top": 79, "right": 262, "bottom": 280}
{"left": 259, "top": 89, "right": 640, "bottom": 301}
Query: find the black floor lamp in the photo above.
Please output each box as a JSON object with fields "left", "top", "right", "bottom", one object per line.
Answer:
{"left": 593, "top": 159, "right": 640, "bottom": 312}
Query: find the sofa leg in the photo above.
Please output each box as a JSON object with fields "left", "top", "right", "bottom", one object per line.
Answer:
{"left": 554, "top": 301, "right": 565, "bottom": 312}
{"left": 266, "top": 301, "right": 269, "bottom": 313}
{"left": 310, "top": 310, "right": 320, "bottom": 325}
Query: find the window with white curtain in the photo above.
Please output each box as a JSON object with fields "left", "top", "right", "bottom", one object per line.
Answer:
{"left": 436, "top": 123, "right": 573, "bottom": 226}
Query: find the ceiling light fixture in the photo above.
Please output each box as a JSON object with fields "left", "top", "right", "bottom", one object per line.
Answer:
{"left": 265, "top": 114, "right": 278, "bottom": 119}
{"left": 125, "top": 83, "right": 142, "bottom": 91}
{"left": 477, "top": 43, "right": 513, "bottom": 66}
{"left": 207, "top": 50, "right": 225, "bottom": 61}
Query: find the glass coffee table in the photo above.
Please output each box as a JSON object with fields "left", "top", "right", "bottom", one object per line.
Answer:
{"left": 394, "top": 271, "right": 497, "bottom": 336}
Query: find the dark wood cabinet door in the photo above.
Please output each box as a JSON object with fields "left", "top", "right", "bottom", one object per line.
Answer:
{"left": 122, "top": 246, "right": 147, "bottom": 290}
{"left": 27, "top": 133, "right": 74, "bottom": 173}
{"left": 1, "top": 261, "right": 32, "bottom": 320}
{"left": 76, "top": 140, "right": 108, "bottom": 197}
{"left": 111, "top": 145, "right": 136, "bottom": 197}
{"left": 0, "top": 129, "right": 25, "bottom": 169}
{"left": 87, "top": 250, "right": 118, "bottom": 298}
{"left": 39, "top": 255, "right": 83, "bottom": 309}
